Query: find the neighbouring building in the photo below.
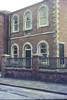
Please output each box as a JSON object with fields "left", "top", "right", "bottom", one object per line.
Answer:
{"left": 0, "top": 11, "right": 9, "bottom": 70}
{"left": 58, "top": 0, "right": 67, "bottom": 57}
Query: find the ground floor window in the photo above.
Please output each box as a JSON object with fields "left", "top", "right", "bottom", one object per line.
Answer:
{"left": 10, "top": 44, "right": 19, "bottom": 66}
{"left": 10, "top": 41, "right": 50, "bottom": 68}
{"left": 37, "top": 40, "right": 49, "bottom": 67}
{"left": 40, "top": 42, "right": 48, "bottom": 57}
{"left": 11, "top": 44, "right": 19, "bottom": 58}
{"left": 59, "top": 43, "right": 64, "bottom": 65}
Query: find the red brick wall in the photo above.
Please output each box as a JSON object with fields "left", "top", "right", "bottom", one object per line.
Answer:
{"left": 59, "top": 0, "right": 67, "bottom": 57}
{"left": 0, "top": 15, "right": 4, "bottom": 56}
{"left": 9, "top": 0, "right": 57, "bottom": 57}
{"left": 11, "top": 33, "right": 57, "bottom": 57}
{"left": 10, "top": 0, "right": 57, "bottom": 37}
{"left": 0, "top": 13, "right": 9, "bottom": 70}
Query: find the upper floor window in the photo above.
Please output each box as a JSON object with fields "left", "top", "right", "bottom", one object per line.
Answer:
{"left": 11, "top": 15, "right": 19, "bottom": 32}
{"left": 24, "top": 10, "right": 32, "bottom": 31}
{"left": 38, "top": 5, "right": 48, "bottom": 27}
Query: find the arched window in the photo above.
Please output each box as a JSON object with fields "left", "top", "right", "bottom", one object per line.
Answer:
{"left": 11, "top": 44, "right": 19, "bottom": 58}
{"left": 37, "top": 41, "right": 49, "bottom": 66}
{"left": 38, "top": 42, "right": 49, "bottom": 57}
{"left": 11, "top": 14, "right": 19, "bottom": 32}
{"left": 40, "top": 43, "right": 48, "bottom": 57}
{"left": 38, "top": 5, "right": 48, "bottom": 27}
{"left": 24, "top": 10, "right": 32, "bottom": 30}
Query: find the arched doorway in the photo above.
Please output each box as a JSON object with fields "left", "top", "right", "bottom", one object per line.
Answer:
{"left": 23, "top": 43, "right": 32, "bottom": 67}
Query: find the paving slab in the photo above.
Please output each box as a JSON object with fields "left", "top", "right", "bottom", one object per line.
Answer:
{"left": 0, "top": 78, "right": 67, "bottom": 95}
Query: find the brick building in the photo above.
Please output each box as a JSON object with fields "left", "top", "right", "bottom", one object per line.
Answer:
{"left": 58, "top": 0, "right": 67, "bottom": 57}
{"left": 8, "top": 0, "right": 57, "bottom": 59}
{"left": 0, "top": 11, "right": 9, "bottom": 69}
{"left": 1, "top": 0, "right": 67, "bottom": 82}
{"left": 5, "top": 0, "right": 58, "bottom": 79}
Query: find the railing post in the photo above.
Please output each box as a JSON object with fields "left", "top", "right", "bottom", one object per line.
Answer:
{"left": 1, "top": 54, "right": 10, "bottom": 77}
{"left": 32, "top": 54, "right": 40, "bottom": 80}
{"left": 32, "top": 55, "right": 39, "bottom": 71}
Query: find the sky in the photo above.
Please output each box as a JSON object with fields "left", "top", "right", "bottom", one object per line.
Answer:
{"left": 0, "top": 0, "right": 42, "bottom": 12}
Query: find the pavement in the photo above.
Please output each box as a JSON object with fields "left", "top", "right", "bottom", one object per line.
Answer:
{"left": 0, "top": 77, "right": 67, "bottom": 95}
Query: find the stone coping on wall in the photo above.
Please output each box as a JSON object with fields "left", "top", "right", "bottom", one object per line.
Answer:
{"left": 4, "top": 67, "right": 67, "bottom": 73}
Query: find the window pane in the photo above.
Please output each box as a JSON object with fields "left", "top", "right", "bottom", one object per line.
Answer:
{"left": 59, "top": 43, "right": 64, "bottom": 64}
{"left": 14, "top": 46, "right": 17, "bottom": 54}
{"left": 59, "top": 44, "right": 64, "bottom": 58}
{"left": 25, "top": 45, "right": 31, "bottom": 49}
{"left": 39, "top": 6, "right": 48, "bottom": 26}
{"left": 40, "top": 7, "right": 45, "bottom": 17}
{"left": 41, "top": 48, "right": 46, "bottom": 53}
{"left": 39, "top": 42, "right": 49, "bottom": 67}
{"left": 25, "top": 11, "right": 31, "bottom": 29}
{"left": 12, "top": 15, "right": 19, "bottom": 32}
{"left": 40, "top": 17, "right": 47, "bottom": 26}
{"left": 26, "top": 20, "right": 31, "bottom": 28}
{"left": 14, "top": 19, "right": 18, "bottom": 24}
{"left": 41, "top": 43, "right": 46, "bottom": 48}
{"left": 40, "top": 43, "right": 47, "bottom": 56}
{"left": 14, "top": 54, "right": 18, "bottom": 58}
{"left": 42, "top": 54, "right": 47, "bottom": 57}
{"left": 13, "top": 46, "right": 18, "bottom": 58}
{"left": 14, "top": 24, "right": 18, "bottom": 31}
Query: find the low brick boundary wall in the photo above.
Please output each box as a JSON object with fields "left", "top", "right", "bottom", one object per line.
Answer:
{"left": 3, "top": 68, "right": 67, "bottom": 84}
{"left": 1, "top": 55, "right": 67, "bottom": 83}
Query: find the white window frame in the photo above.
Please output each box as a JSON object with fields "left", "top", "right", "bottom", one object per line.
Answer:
{"left": 37, "top": 40, "right": 49, "bottom": 57}
{"left": 23, "top": 9, "right": 32, "bottom": 31}
{"left": 11, "top": 14, "right": 19, "bottom": 33}
{"left": 11, "top": 43, "right": 19, "bottom": 58}
{"left": 37, "top": 4, "right": 49, "bottom": 28}
{"left": 37, "top": 40, "right": 49, "bottom": 67}
{"left": 58, "top": 42, "right": 65, "bottom": 67}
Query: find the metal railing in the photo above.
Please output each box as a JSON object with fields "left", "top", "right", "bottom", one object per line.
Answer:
{"left": 38, "top": 57, "right": 66, "bottom": 69}
{"left": 6, "top": 58, "right": 32, "bottom": 68}
{"left": 5, "top": 57, "right": 67, "bottom": 69}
